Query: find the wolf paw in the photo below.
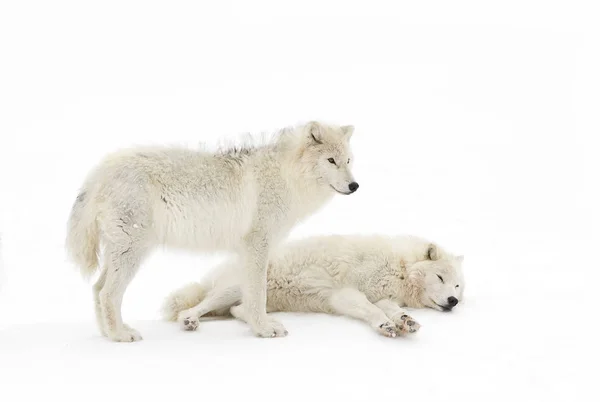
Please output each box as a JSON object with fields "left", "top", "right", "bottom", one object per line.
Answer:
{"left": 245, "top": 314, "right": 288, "bottom": 338}
{"left": 108, "top": 326, "right": 143, "bottom": 342}
{"left": 394, "top": 314, "right": 421, "bottom": 334}
{"left": 253, "top": 317, "right": 288, "bottom": 338}
{"left": 376, "top": 321, "right": 399, "bottom": 338}
{"left": 230, "top": 305, "right": 288, "bottom": 338}
{"left": 178, "top": 314, "right": 200, "bottom": 331}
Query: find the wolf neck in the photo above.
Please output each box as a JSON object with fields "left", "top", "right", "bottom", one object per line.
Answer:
{"left": 291, "top": 174, "right": 334, "bottom": 221}
{"left": 276, "top": 151, "right": 334, "bottom": 222}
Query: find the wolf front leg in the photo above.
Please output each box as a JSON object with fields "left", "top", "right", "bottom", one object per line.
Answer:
{"left": 328, "top": 288, "right": 399, "bottom": 338}
{"left": 238, "top": 232, "right": 288, "bottom": 337}
{"left": 375, "top": 299, "right": 421, "bottom": 334}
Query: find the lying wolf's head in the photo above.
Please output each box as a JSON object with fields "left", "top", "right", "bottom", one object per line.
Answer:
{"left": 407, "top": 247, "right": 464, "bottom": 311}
{"left": 292, "top": 121, "right": 358, "bottom": 195}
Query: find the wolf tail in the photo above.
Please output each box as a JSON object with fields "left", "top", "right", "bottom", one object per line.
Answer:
{"left": 66, "top": 189, "right": 100, "bottom": 278}
{"left": 161, "top": 282, "right": 209, "bottom": 321}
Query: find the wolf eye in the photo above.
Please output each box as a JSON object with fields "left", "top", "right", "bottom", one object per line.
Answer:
{"left": 455, "top": 285, "right": 459, "bottom": 288}
{"left": 328, "top": 158, "right": 336, "bottom": 164}
{"left": 436, "top": 274, "right": 444, "bottom": 283}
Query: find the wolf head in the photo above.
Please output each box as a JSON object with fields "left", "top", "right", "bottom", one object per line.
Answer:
{"left": 406, "top": 245, "right": 465, "bottom": 311}
{"left": 302, "top": 122, "right": 358, "bottom": 195}
{"left": 284, "top": 121, "right": 358, "bottom": 195}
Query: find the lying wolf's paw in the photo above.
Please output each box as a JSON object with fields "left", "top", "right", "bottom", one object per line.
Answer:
{"left": 377, "top": 321, "right": 398, "bottom": 338}
{"left": 394, "top": 314, "right": 420, "bottom": 334}
{"left": 179, "top": 315, "right": 200, "bottom": 331}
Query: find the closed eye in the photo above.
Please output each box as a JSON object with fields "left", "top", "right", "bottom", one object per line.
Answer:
{"left": 455, "top": 285, "right": 459, "bottom": 288}
{"left": 436, "top": 274, "right": 444, "bottom": 283}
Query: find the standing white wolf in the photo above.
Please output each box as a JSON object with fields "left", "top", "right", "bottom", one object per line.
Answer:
{"left": 66, "top": 122, "right": 358, "bottom": 342}
{"left": 163, "top": 235, "right": 465, "bottom": 337}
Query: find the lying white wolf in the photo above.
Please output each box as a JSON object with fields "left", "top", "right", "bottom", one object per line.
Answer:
{"left": 163, "top": 235, "right": 464, "bottom": 337}
{"left": 66, "top": 122, "right": 358, "bottom": 341}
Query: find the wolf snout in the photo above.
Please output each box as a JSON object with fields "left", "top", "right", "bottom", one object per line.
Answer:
{"left": 447, "top": 296, "right": 458, "bottom": 307}
{"left": 348, "top": 182, "right": 359, "bottom": 193}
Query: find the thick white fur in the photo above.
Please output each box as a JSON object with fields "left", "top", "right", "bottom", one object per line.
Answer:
{"left": 163, "top": 235, "right": 465, "bottom": 337}
{"left": 65, "top": 121, "right": 357, "bottom": 341}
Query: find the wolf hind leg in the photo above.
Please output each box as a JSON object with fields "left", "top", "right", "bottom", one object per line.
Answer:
{"left": 98, "top": 240, "right": 148, "bottom": 342}
{"left": 93, "top": 267, "right": 108, "bottom": 336}
{"left": 178, "top": 285, "right": 242, "bottom": 331}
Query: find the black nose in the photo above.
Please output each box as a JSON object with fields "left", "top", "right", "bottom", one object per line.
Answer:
{"left": 348, "top": 182, "right": 359, "bottom": 192}
{"left": 447, "top": 296, "right": 458, "bottom": 307}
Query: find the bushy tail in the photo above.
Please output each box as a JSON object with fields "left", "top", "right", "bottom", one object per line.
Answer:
{"left": 65, "top": 190, "right": 100, "bottom": 278}
{"left": 161, "top": 282, "right": 208, "bottom": 321}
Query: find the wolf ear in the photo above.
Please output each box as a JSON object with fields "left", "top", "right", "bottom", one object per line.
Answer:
{"left": 306, "top": 121, "right": 324, "bottom": 145}
{"left": 427, "top": 244, "right": 439, "bottom": 260}
{"left": 341, "top": 125, "right": 354, "bottom": 141}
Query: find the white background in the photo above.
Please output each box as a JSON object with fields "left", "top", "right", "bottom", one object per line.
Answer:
{"left": 0, "top": 1, "right": 598, "bottom": 401}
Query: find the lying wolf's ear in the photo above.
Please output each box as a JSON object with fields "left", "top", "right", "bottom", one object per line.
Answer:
{"left": 427, "top": 244, "right": 439, "bottom": 260}
{"left": 341, "top": 125, "right": 354, "bottom": 141}
{"left": 307, "top": 121, "right": 324, "bottom": 145}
